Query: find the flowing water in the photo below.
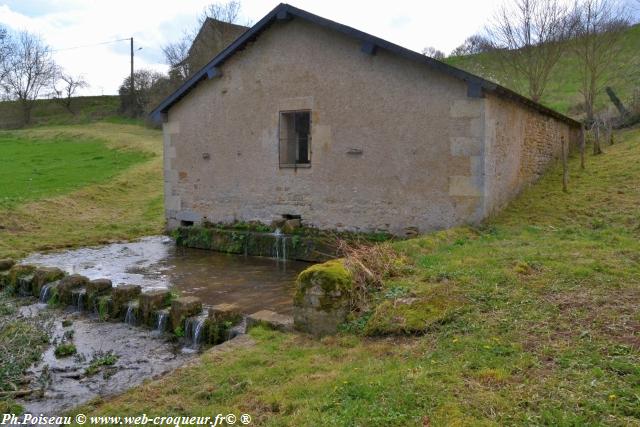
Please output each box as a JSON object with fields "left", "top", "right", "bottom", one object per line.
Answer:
{"left": 124, "top": 302, "right": 138, "bottom": 326}
{"left": 39, "top": 283, "right": 55, "bottom": 303}
{"left": 154, "top": 309, "right": 169, "bottom": 334}
{"left": 184, "top": 313, "right": 208, "bottom": 350}
{"left": 22, "top": 236, "right": 310, "bottom": 314}
{"left": 17, "top": 305, "right": 193, "bottom": 417}
{"left": 70, "top": 289, "right": 86, "bottom": 312}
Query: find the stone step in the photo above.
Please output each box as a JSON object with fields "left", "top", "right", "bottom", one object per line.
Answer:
{"left": 246, "top": 310, "right": 293, "bottom": 332}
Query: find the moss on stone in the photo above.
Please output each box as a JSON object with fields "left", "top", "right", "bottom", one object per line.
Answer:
{"left": 7, "top": 264, "right": 37, "bottom": 292}
{"left": 363, "top": 285, "right": 463, "bottom": 336}
{"left": 296, "top": 260, "right": 352, "bottom": 294}
{"left": 294, "top": 259, "right": 353, "bottom": 313}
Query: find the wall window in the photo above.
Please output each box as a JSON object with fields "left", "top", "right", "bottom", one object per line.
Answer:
{"left": 279, "top": 111, "right": 311, "bottom": 167}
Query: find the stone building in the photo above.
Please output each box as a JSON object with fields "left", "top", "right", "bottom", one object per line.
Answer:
{"left": 152, "top": 4, "right": 581, "bottom": 236}
{"left": 181, "top": 18, "right": 248, "bottom": 77}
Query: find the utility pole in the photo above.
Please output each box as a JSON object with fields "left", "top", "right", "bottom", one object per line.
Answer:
{"left": 130, "top": 37, "right": 135, "bottom": 115}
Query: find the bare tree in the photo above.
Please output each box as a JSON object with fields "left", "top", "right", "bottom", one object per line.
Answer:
{"left": 571, "top": 0, "right": 629, "bottom": 123}
{"left": 485, "top": 0, "right": 574, "bottom": 102}
{"left": 162, "top": 32, "right": 192, "bottom": 81}
{"left": 1, "top": 31, "right": 57, "bottom": 125}
{"left": 199, "top": 0, "right": 242, "bottom": 25}
{"left": 0, "top": 26, "right": 12, "bottom": 81}
{"left": 450, "top": 34, "right": 493, "bottom": 56}
{"left": 53, "top": 72, "right": 88, "bottom": 114}
{"left": 119, "top": 69, "right": 167, "bottom": 117}
{"left": 422, "top": 46, "right": 446, "bottom": 60}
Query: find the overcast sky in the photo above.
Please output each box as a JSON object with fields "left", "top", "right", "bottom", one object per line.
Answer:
{"left": 0, "top": 0, "right": 636, "bottom": 96}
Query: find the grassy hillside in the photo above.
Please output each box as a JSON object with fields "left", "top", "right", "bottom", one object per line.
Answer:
{"left": 446, "top": 24, "right": 640, "bottom": 117}
{"left": 0, "top": 122, "right": 164, "bottom": 259}
{"left": 71, "top": 128, "right": 640, "bottom": 425}
{"left": 0, "top": 96, "right": 126, "bottom": 129}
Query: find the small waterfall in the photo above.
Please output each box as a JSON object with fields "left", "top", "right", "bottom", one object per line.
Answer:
{"left": 155, "top": 310, "right": 169, "bottom": 333}
{"left": 272, "top": 228, "right": 288, "bottom": 261}
{"left": 184, "top": 314, "right": 207, "bottom": 349}
{"left": 71, "top": 289, "right": 86, "bottom": 311}
{"left": 39, "top": 283, "right": 54, "bottom": 303}
{"left": 124, "top": 302, "right": 138, "bottom": 326}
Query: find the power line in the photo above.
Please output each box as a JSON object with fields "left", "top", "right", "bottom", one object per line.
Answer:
{"left": 51, "top": 37, "right": 131, "bottom": 53}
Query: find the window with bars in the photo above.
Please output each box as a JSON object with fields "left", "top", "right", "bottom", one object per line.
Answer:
{"left": 279, "top": 110, "right": 311, "bottom": 167}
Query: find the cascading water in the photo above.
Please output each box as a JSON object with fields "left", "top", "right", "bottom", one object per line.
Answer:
{"left": 272, "top": 229, "right": 288, "bottom": 261}
{"left": 71, "top": 289, "right": 86, "bottom": 311}
{"left": 155, "top": 310, "right": 169, "bottom": 333}
{"left": 184, "top": 313, "right": 208, "bottom": 350}
{"left": 39, "top": 283, "right": 55, "bottom": 303}
{"left": 124, "top": 302, "right": 138, "bottom": 326}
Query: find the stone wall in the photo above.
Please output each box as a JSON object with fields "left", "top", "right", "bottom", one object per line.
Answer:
{"left": 163, "top": 18, "right": 485, "bottom": 236}
{"left": 483, "top": 94, "right": 579, "bottom": 215}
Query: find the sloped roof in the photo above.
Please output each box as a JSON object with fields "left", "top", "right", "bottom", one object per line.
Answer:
{"left": 150, "top": 3, "right": 580, "bottom": 127}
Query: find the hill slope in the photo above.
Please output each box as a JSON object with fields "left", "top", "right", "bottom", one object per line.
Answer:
{"left": 446, "top": 24, "right": 640, "bottom": 118}
{"left": 0, "top": 96, "right": 124, "bottom": 129}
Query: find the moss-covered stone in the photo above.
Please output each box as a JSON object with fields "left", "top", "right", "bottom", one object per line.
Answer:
{"left": 293, "top": 260, "right": 353, "bottom": 336}
{"left": 7, "top": 264, "right": 37, "bottom": 294}
{"left": 86, "top": 279, "right": 112, "bottom": 311}
{"left": 295, "top": 260, "right": 352, "bottom": 308}
{"left": 111, "top": 285, "right": 141, "bottom": 320}
{"left": 169, "top": 296, "right": 203, "bottom": 332}
{"left": 363, "top": 285, "right": 463, "bottom": 336}
{"left": 0, "top": 259, "right": 15, "bottom": 271}
{"left": 174, "top": 226, "right": 335, "bottom": 262}
{"left": 31, "top": 267, "right": 66, "bottom": 297}
{"left": 139, "top": 290, "right": 171, "bottom": 326}
{"left": 57, "top": 274, "right": 90, "bottom": 305}
{"left": 97, "top": 295, "right": 113, "bottom": 321}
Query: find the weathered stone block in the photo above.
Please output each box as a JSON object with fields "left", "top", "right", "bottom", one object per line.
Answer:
{"left": 7, "top": 264, "right": 37, "bottom": 295}
{"left": 209, "top": 303, "right": 243, "bottom": 323}
{"left": 293, "top": 260, "right": 352, "bottom": 336}
{"left": 86, "top": 279, "right": 112, "bottom": 312}
{"left": 139, "top": 290, "right": 171, "bottom": 326}
{"left": 247, "top": 310, "right": 293, "bottom": 332}
{"left": 57, "top": 274, "right": 90, "bottom": 305}
{"left": 111, "top": 285, "right": 141, "bottom": 319}
{"left": 170, "top": 296, "right": 202, "bottom": 332}
{"left": 0, "top": 259, "right": 15, "bottom": 272}
{"left": 31, "top": 267, "right": 66, "bottom": 297}
{"left": 17, "top": 274, "right": 35, "bottom": 297}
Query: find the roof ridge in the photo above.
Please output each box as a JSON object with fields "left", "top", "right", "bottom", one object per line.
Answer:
{"left": 151, "top": 3, "right": 579, "bottom": 127}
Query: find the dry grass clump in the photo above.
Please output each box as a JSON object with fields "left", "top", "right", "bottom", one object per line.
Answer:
{"left": 336, "top": 239, "right": 410, "bottom": 311}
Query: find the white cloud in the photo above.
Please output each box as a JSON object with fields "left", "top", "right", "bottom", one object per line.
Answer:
{"left": 0, "top": 0, "right": 511, "bottom": 95}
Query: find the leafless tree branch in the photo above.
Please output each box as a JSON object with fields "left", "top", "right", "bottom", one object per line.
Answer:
{"left": 485, "top": 0, "right": 574, "bottom": 102}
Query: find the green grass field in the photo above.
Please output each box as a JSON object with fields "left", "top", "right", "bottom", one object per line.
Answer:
{"left": 0, "top": 134, "right": 149, "bottom": 208}
{"left": 68, "top": 127, "right": 640, "bottom": 426}
{"left": 446, "top": 24, "right": 640, "bottom": 117}
{"left": 0, "top": 122, "right": 164, "bottom": 259}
